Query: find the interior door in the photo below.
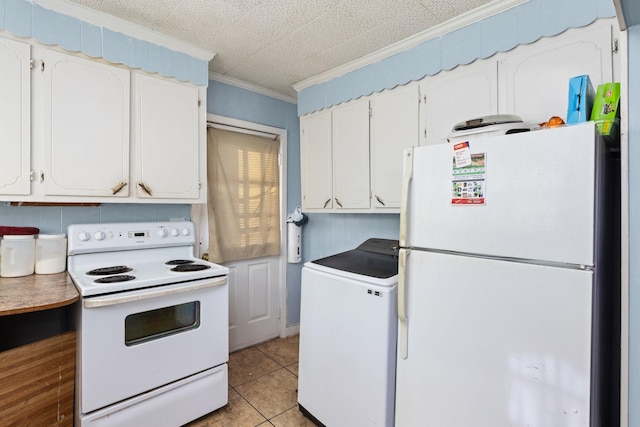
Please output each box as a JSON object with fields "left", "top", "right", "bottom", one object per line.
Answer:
{"left": 205, "top": 124, "right": 284, "bottom": 352}
{"left": 226, "top": 256, "right": 281, "bottom": 351}
{"left": 396, "top": 249, "right": 593, "bottom": 427}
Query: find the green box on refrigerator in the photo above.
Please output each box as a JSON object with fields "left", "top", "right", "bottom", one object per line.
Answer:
{"left": 590, "top": 82, "right": 620, "bottom": 137}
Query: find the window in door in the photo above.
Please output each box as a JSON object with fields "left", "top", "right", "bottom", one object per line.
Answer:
{"left": 206, "top": 127, "right": 280, "bottom": 263}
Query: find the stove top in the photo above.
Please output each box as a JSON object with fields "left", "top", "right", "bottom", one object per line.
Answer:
{"left": 67, "top": 221, "right": 229, "bottom": 297}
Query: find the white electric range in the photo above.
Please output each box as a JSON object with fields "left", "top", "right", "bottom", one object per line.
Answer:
{"left": 67, "top": 221, "right": 229, "bottom": 427}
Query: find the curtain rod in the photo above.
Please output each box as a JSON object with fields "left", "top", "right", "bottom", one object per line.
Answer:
{"left": 207, "top": 122, "right": 279, "bottom": 140}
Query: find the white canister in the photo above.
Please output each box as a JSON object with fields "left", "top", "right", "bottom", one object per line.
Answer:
{"left": 1, "top": 235, "right": 36, "bottom": 277}
{"left": 35, "top": 234, "right": 67, "bottom": 275}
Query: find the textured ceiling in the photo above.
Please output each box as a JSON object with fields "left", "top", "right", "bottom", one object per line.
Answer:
{"left": 67, "top": 0, "right": 496, "bottom": 98}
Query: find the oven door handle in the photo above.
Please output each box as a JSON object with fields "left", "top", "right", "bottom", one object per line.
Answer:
{"left": 83, "top": 276, "right": 227, "bottom": 309}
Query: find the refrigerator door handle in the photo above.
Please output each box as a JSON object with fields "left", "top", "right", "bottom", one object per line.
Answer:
{"left": 398, "top": 247, "right": 410, "bottom": 359}
{"left": 399, "top": 147, "right": 414, "bottom": 248}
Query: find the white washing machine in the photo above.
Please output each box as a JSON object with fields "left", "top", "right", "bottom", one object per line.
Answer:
{"left": 298, "top": 238, "right": 399, "bottom": 427}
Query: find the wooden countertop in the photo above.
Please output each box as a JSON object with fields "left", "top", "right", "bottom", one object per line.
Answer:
{"left": 0, "top": 272, "right": 79, "bottom": 316}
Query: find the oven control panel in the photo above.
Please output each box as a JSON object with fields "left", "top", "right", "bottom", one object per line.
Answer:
{"left": 68, "top": 221, "right": 196, "bottom": 254}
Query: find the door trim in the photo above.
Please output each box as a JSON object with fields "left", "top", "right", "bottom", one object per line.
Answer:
{"left": 191, "top": 113, "right": 288, "bottom": 341}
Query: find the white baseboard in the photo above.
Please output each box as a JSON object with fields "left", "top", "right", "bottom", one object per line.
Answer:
{"left": 283, "top": 324, "right": 300, "bottom": 337}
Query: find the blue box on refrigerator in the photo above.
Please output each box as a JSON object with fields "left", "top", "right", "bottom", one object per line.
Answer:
{"left": 566, "top": 75, "right": 594, "bottom": 124}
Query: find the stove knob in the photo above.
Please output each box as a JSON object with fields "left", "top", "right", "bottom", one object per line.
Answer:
{"left": 157, "top": 228, "right": 168, "bottom": 238}
{"left": 170, "top": 228, "right": 180, "bottom": 237}
{"left": 94, "top": 231, "right": 106, "bottom": 241}
{"left": 78, "top": 231, "right": 90, "bottom": 242}
{"left": 182, "top": 228, "right": 191, "bottom": 236}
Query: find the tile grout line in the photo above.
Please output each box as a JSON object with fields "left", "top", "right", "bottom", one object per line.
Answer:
{"left": 229, "top": 384, "right": 270, "bottom": 425}
{"left": 266, "top": 403, "right": 301, "bottom": 423}
{"left": 230, "top": 337, "right": 301, "bottom": 425}
{"left": 231, "top": 366, "right": 298, "bottom": 420}
{"left": 229, "top": 362, "right": 285, "bottom": 388}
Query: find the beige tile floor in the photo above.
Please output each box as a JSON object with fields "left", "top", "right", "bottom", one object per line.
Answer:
{"left": 185, "top": 335, "right": 316, "bottom": 427}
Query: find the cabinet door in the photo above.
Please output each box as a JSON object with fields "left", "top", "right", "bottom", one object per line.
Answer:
{"left": 500, "top": 23, "right": 613, "bottom": 125}
{"left": 370, "top": 84, "right": 420, "bottom": 209}
{"left": 300, "top": 110, "right": 333, "bottom": 210}
{"left": 43, "top": 49, "right": 130, "bottom": 197}
{"left": 0, "top": 38, "right": 30, "bottom": 196}
{"left": 332, "top": 99, "right": 370, "bottom": 209}
{"left": 424, "top": 60, "right": 498, "bottom": 145}
{"left": 134, "top": 73, "right": 201, "bottom": 200}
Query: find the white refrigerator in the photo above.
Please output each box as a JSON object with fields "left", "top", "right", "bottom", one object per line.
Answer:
{"left": 395, "top": 122, "right": 619, "bottom": 427}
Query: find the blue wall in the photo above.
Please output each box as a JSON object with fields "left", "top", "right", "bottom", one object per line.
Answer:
{"left": 206, "top": 80, "right": 304, "bottom": 325}
{"left": 0, "top": 203, "right": 191, "bottom": 234}
{"left": 0, "top": 0, "right": 208, "bottom": 85}
{"left": 297, "top": 0, "right": 616, "bottom": 115}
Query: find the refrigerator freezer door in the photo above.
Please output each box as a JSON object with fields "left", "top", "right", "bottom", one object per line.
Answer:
{"left": 404, "top": 122, "right": 600, "bottom": 266}
{"left": 395, "top": 250, "right": 593, "bottom": 427}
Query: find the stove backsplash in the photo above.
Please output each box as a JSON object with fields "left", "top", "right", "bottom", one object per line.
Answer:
{"left": 0, "top": 203, "right": 191, "bottom": 234}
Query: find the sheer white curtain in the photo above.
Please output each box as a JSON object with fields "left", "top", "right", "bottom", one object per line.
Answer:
{"left": 206, "top": 127, "right": 280, "bottom": 263}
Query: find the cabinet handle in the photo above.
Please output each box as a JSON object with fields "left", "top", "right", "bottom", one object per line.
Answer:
{"left": 323, "top": 198, "right": 331, "bottom": 208}
{"left": 138, "top": 182, "right": 153, "bottom": 196}
{"left": 375, "top": 195, "right": 385, "bottom": 206}
{"left": 111, "top": 181, "right": 127, "bottom": 195}
{"left": 335, "top": 198, "right": 343, "bottom": 208}
{"left": 39, "top": 171, "right": 44, "bottom": 183}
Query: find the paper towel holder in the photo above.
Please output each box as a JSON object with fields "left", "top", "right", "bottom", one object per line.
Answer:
{"left": 287, "top": 207, "right": 308, "bottom": 263}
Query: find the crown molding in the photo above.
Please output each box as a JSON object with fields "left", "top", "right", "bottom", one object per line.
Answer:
{"left": 209, "top": 72, "right": 297, "bottom": 104}
{"left": 32, "top": 0, "right": 214, "bottom": 60}
{"left": 293, "top": 0, "right": 526, "bottom": 92}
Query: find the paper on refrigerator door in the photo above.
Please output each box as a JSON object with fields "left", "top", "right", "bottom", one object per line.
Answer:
{"left": 453, "top": 141, "right": 472, "bottom": 167}
{"left": 452, "top": 152, "right": 486, "bottom": 205}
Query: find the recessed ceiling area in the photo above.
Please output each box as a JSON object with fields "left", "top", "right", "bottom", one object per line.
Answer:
{"left": 67, "top": 0, "right": 505, "bottom": 98}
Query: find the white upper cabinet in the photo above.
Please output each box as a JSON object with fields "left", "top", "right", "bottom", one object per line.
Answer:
{"left": 300, "top": 110, "right": 333, "bottom": 210}
{"left": 424, "top": 60, "right": 498, "bottom": 146}
{"left": 0, "top": 38, "right": 31, "bottom": 195}
{"left": 370, "top": 83, "right": 421, "bottom": 208}
{"left": 0, "top": 38, "right": 207, "bottom": 204}
{"left": 499, "top": 23, "right": 614, "bottom": 125}
{"left": 42, "top": 49, "right": 130, "bottom": 197}
{"left": 133, "top": 73, "right": 202, "bottom": 200}
{"left": 332, "top": 99, "right": 370, "bottom": 209}
{"left": 300, "top": 99, "right": 370, "bottom": 212}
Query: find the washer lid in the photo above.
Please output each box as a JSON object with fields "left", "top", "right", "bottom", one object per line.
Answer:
{"left": 310, "top": 238, "right": 399, "bottom": 279}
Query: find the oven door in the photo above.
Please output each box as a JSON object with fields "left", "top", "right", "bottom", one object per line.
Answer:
{"left": 78, "top": 276, "right": 228, "bottom": 414}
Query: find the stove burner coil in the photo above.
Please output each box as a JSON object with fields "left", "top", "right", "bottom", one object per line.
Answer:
{"left": 87, "top": 266, "right": 133, "bottom": 276}
{"left": 165, "top": 259, "right": 195, "bottom": 266}
{"left": 171, "top": 264, "right": 211, "bottom": 272}
{"left": 94, "top": 275, "right": 136, "bottom": 284}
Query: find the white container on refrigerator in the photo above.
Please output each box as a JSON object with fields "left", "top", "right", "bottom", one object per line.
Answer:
{"left": 396, "top": 122, "right": 619, "bottom": 427}
{"left": 298, "top": 239, "right": 399, "bottom": 427}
